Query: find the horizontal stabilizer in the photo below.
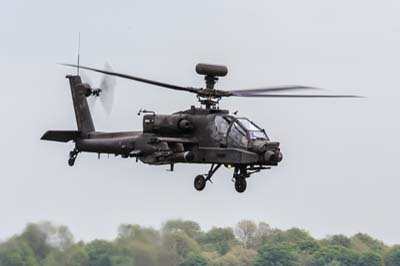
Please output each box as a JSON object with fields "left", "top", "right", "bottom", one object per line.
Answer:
{"left": 41, "top": 130, "right": 81, "bottom": 142}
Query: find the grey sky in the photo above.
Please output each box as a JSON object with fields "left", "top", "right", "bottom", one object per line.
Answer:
{"left": 1, "top": 0, "right": 399, "bottom": 244}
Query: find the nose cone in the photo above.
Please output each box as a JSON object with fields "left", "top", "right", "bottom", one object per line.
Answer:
{"left": 276, "top": 151, "right": 283, "bottom": 162}
{"left": 264, "top": 150, "right": 283, "bottom": 164}
{"left": 251, "top": 140, "right": 282, "bottom": 165}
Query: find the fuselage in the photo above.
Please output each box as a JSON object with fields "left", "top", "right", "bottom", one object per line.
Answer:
{"left": 75, "top": 107, "right": 282, "bottom": 167}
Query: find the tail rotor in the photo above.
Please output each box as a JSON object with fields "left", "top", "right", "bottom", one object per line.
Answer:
{"left": 80, "top": 63, "right": 116, "bottom": 114}
{"left": 80, "top": 71, "right": 97, "bottom": 110}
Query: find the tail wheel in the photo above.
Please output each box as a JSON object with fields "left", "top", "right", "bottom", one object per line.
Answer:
{"left": 194, "top": 175, "right": 206, "bottom": 191}
{"left": 68, "top": 157, "right": 76, "bottom": 167}
{"left": 68, "top": 149, "right": 78, "bottom": 167}
{"left": 235, "top": 178, "right": 247, "bottom": 193}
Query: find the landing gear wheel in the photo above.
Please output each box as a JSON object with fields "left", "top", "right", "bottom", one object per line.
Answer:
{"left": 194, "top": 175, "right": 206, "bottom": 191}
{"left": 235, "top": 178, "right": 247, "bottom": 193}
{"left": 68, "top": 157, "right": 76, "bottom": 167}
{"left": 68, "top": 149, "right": 78, "bottom": 167}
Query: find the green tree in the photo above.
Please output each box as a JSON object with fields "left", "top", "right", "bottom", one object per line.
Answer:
{"left": 158, "top": 248, "right": 182, "bottom": 266}
{"left": 38, "top": 222, "right": 74, "bottom": 251}
{"left": 2, "top": 220, "right": 400, "bottom": 266}
{"left": 385, "top": 246, "right": 400, "bottom": 266}
{"left": 116, "top": 224, "right": 161, "bottom": 266}
{"left": 323, "top": 235, "right": 352, "bottom": 249}
{"left": 235, "top": 220, "right": 257, "bottom": 249}
{"left": 297, "top": 239, "right": 320, "bottom": 254}
{"left": 358, "top": 252, "right": 383, "bottom": 266}
{"left": 253, "top": 243, "right": 298, "bottom": 266}
{"left": 162, "top": 231, "right": 200, "bottom": 265}
{"left": 0, "top": 238, "right": 38, "bottom": 266}
{"left": 180, "top": 252, "right": 207, "bottom": 266}
{"left": 351, "top": 234, "right": 387, "bottom": 255}
{"left": 311, "top": 246, "right": 359, "bottom": 266}
{"left": 65, "top": 243, "right": 90, "bottom": 266}
{"left": 284, "top": 228, "right": 313, "bottom": 243}
{"left": 118, "top": 224, "right": 160, "bottom": 245}
{"left": 85, "top": 240, "right": 113, "bottom": 266}
{"left": 197, "top": 227, "right": 235, "bottom": 255}
{"left": 210, "top": 245, "right": 257, "bottom": 266}
{"left": 42, "top": 243, "right": 89, "bottom": 266}
{"left": 110, "top": 255, "right": 135, "bottom": 266}
{"left": 114, "top": 240, "right": 156, "bottom": 266}
{"left": 266, "top": 228, "right": 319, "bottom": 255}
{"left": 255, "top": 223, "right": 272, "bottom": 247}
{"left": 41, "top": 250, "right": 61, "bottom": 266}
{"left": 20, "top": 223, "right": 53, "bottom": 260}
{"left": 163, "top": 220, "right": 202, "bottom": 238}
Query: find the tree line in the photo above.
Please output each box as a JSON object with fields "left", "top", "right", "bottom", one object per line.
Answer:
{"left": 0, "top": 220, "right": 399, "bottom": 266}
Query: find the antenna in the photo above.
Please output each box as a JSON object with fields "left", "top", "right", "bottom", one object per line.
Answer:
{"left": 77, "top": 33, "right": 80, "bottom": 75}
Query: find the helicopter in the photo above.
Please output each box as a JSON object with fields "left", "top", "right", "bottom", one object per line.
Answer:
{"left": 41, "top": 63, "right": 360, "bottom": 193}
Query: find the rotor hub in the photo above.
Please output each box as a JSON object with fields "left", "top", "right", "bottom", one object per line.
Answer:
{"left": 195, "top": 63, "right": 229, "bottom": 109}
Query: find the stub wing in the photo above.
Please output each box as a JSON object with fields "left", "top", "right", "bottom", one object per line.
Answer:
{"left": 156, "top": 137, "right": 198, "bottom": 144}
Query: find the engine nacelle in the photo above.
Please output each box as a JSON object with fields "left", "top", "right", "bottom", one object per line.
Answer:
{"left": 178, "top": 119, "right": 193, "bottom": 131}
{"left": 143, "top": 114, "right": 194, "bottom": 134}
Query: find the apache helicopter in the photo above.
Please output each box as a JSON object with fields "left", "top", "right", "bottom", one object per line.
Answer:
{"left": 42, "top": 63, "right": 360, "bottom": 193}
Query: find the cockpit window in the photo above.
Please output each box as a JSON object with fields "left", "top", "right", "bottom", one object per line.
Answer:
{"left": 215, "top": 116, "right": 268, "bottom": 147}
{"left": 237, "top": 118, "right": 259, "bottom": 131}
{"left": 237, "top": 118, "right": 269, "bottom": 140}
{"left": 227, "top": 121, "right": 248, "bottom": 147}
{"left": 215, "top": 116, "right": 230, "bottom": 136}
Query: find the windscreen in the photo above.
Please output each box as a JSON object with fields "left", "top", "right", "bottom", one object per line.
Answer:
{"left": 237, "top": 118, "right": 269, "bottom": 140}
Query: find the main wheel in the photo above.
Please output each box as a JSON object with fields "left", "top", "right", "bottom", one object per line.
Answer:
{"left": 235, "top": 178, "right": 247, "bottom": 193}
{"left": 68, "top": 157, "right": 75, "bottom": 167}
{"left": 194, "top": 175, "right": 206, "bottom": 191}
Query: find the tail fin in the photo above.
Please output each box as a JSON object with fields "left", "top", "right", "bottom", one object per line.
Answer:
{"left": 67, "top": 75, "right": 95, "bottom": 134}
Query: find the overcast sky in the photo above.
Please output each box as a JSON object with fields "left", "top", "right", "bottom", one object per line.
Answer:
{"left": 1, "top": 0, "right": 399, "bottom": 244}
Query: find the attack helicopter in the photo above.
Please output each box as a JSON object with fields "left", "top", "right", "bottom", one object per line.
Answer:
{"left": 42, "top": 63, "right": 360, "bottom": 193}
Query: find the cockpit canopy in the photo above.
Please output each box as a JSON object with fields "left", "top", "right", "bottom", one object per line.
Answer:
{"left": 235, "top": 118, "right": 269, "bottom": 140}
{"left": 215, "top": 115, "right": 269, "bottom": 148}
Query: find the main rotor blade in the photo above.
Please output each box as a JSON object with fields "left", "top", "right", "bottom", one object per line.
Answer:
{"left": 230, "top": 86, "right": 321, "bottom": 96}
{"left": 231, "top": 93, "right": 362, "bottom": 98}
{"left": 60, "top": 63, "right": 200, "bottom": 94}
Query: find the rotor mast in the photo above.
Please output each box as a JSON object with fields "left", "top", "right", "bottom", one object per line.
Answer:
{"left": 195, "top": 63, "right": 228, "bottom": 109}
